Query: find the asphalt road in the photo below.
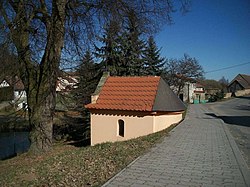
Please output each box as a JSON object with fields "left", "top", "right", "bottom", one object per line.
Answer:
{"left": 210, "top": 96, "right": 250, "bottom": 168}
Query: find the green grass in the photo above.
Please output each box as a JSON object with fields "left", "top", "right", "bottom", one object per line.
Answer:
{"left": 0, "top": 123, "right": 178, "bottom": 187}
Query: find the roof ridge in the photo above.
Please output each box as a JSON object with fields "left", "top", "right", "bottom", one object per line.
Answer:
{"left": 239, "top": 74, "right": 250, "bottom": 85}
{"left": 92, "top": 72, "right": 110, "bottom": 96}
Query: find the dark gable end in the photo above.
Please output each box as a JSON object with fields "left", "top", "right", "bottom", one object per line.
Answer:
{"left": 228, "top": 74, "right": 250, "bottom": 90}
{"left": 153, "top": 78, "right": 186, "bottom": 112}
{"left": 239, "top": 74, "right": 250, "bottom": 89}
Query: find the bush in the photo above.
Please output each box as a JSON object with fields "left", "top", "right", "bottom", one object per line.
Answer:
{"left": 0, "top": 87, "right": 13, "bottom": 101}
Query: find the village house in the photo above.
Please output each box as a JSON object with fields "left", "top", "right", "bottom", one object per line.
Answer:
{"left": 227, "top": 74, "right": 250, "bottom": 97}
{"left": 169, "top": 74, "right": 206, "bottom": 104}
{"left": 0, "top": 72, "right": 79, "bottom": 110}
{"left": 85, "top": 73, "right": 186, "bottom": 146}
{"left": 181, "top": 81, "right": 196, "bottom": 103}
{"left": 0, "top": 76, "right": 26, "bottom": 101}
{"left": 56, "top": 72, "right": 79, "bottom": 92}
{"left": 193, "top": 83, "right": 206, "bottom": 104}
{"left": 170, "top": 75, "right": 196, "bottom": 104}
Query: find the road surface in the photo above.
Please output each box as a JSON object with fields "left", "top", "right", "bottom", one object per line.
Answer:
{"left": 210, "top": 96, "right": 250, "bottom": 168}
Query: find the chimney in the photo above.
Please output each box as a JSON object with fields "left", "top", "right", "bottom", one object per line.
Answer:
{"left": 91, "top": 72, "right": 110, "bottom": 104}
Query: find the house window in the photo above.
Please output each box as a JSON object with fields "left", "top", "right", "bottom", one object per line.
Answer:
{"left": 118, "top": 119, "right": 125, "bottom": 137}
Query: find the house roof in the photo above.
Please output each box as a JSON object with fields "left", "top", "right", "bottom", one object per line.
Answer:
{"left": 0, "top": 76, "right": 24, "bottom": 90}
{"left": 85, "top": 76, "right": 186, "bottom": 112}
{"left": 195, "top": 83, "right": 204, "bottom": 88}
{"left": 229, "top": 74, "right": 250, "bottom": 89}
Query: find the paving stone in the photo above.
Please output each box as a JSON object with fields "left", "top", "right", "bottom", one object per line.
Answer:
{"left": 102, "top": 105, "right": 248, "bottom": 187}
{"left": 143, "top": 180, "right": 164, "bottom": 186}
{"left": 130, "top": 184, "right": 150, "bottom": 187}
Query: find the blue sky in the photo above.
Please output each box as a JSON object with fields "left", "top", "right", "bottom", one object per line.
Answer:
{"left": 155, "top": 0, "right": 250, "bottom": 81}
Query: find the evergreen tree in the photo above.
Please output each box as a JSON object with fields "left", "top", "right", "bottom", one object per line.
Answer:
{"left": 95, "top": 11, "right": 146, "bottom": 76}
{"left": 94, "top": 20, "right": 121, "bottom": 76}
{"left": 143, "top": 36, "right": 166, "bottom": 76}
{"left": 76, "top": 50, "right": 102, "bottom": 106}
{"left": 120, "top": 10, "right": 145, "bottom": 76}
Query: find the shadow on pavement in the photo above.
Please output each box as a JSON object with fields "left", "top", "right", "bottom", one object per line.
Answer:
{"left": 205, "top": 113, "right": 250, "bottom": 127}
{"left": 235, "top": 104, "right": 250, "bottom": 111}
{"left": 236, "top": 96, "right": 250, "bottom": 100}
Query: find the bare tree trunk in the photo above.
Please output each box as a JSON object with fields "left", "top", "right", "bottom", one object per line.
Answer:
{"left": 3, "top": 0, "right": 67, "bottom": 153}
{"left": 29, "top": 95, "right": 54, "bottom": 152}
{"left": 28, "top": 0, "right": 66, "bottom": 153}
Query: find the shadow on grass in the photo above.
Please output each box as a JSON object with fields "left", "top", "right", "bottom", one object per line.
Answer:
{"left": 205, "top": 113, "right": 250, "bottom": 127}
{"left": 53, "top": 112, "right": 91, "bottom": 147}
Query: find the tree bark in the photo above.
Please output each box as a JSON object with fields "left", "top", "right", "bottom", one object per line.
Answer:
{"left": 28, "top": 0, "right": 66, "bottom": 153}
{"left": 2, "top": 0, "right": 67, "bottom": 153}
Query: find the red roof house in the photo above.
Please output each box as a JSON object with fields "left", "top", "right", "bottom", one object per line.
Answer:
{"left": 85, "top": 73, "right": 186, "bottom": 145}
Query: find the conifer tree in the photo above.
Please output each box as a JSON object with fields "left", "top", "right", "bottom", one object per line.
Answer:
{"left": 120, "top": 10, "right": 145, "bottom": 76}
{"left": 143, "top": 36, "right": 166, "bottom": 76}
{"left": 76, "top": 50, "right": 101, "bottom": 106}
{"left": 94, "top": 20, "right": 121, "bottom": 76}
{"left": 95, "top": 11, "right": 146, "bottom": 76}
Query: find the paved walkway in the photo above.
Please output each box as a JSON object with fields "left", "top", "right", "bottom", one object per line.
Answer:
{"left": 103, "top": 104, "right": 250, "bottom": 187}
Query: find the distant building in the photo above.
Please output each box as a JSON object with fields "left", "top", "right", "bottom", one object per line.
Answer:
{"left": 85, "top": 73, "right": 186, "bottom": 146}
{"left": 168, "top": 74, "right": 196, "bottom": 103}
{"left": 228, "top": 74, "right": 250, "bottom": 93}
{"left": 0, "top": 76, "right": 26, "bottom": 102}
{"left": 193, "top": 83, "right": 206, "bottom": 104}
{"left": 56, "top": 72, "right": 79, "bottom": 92}
{"left": 169, "top": 74, "right": 207, "bottom": 104}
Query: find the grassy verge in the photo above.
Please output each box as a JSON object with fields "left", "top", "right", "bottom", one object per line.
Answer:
{"left": 0, "top": 123, "right": 178, "bottom": 187}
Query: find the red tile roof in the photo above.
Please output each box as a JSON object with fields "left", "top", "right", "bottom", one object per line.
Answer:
{"left": 85, "top": 76, "right": 186, "bottom": 112}
{"left": 86, "top": 76, "right": 160, "bottom": 111}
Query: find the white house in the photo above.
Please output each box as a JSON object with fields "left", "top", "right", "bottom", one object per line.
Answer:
{"left": 56, "top": 74, "right": 79, "bottom": 92}
{"left": 0, "top": 76, "right": 27, "bottom": 110}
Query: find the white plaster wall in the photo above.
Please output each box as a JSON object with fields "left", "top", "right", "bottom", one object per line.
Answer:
{"left": 235, "top": 89, "right": 250, "bottom": 96}
{"left": 0, "top": 80, "right": 10, "bottom": 88}
{"left": 153, "top": 113, "right": 183, "bottom": 132}
{"left": 90, "top": 113, "right": 154, "bottom": 145}
{"left": 90, "top": 112, "right": 183, "bottom": 146}
{"left": 14, "top": 90, "right": 27, "bottom": 100}
{"left": 182, "top": 83, "right": 195, "bottom": 103}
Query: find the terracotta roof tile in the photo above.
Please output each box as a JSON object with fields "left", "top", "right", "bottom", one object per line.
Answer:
{"left": 85, "top": 76, "right": 186, "bottom": 112}
{"left": 86, "top": 76, "right": 160, "bottom": 111}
